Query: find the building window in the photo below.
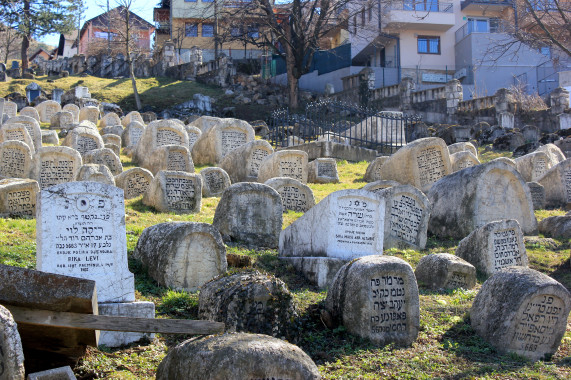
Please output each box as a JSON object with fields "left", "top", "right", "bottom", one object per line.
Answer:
{"left": 185, "top": 23, "right": 198, "bottom": 37}
{"left": 230, "top": 26, "right": 242, "bottom": 37}
{"left": 404, "top": 0, "right": 439, "bottom": 12}
{"left": 202, "top": 0, "right": 214, "bottom": 2}
{"left": 247, "top": 25, "right": 259, "bottom": 38}
{"left": 94, "top": 31, "right": 117, "bottom": 39}
{"left": 185, "top": 0, "right": 197, "bottom": 2}
{"left": 202, "top": 23, "right": 214, "bottom": 37}
{"left": 529, "top": 0, "right": 556, "bottom": 11}
{"left": 418, "top": 36, "right": 440, "bottom": 54}
{"left": 361, "top": 8, "right": 365, "bottom": 26}
{"left": 368, "top": 6, "right": 373, "bottom": 21}
{"left": 539, "top": 46, "right": 551, "bottom": 58}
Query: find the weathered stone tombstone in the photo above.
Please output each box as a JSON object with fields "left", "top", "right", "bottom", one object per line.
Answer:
{"left": 101, "top": 134, "right": 121, "bottom": 147}
{"left": 184, "top": 125, "right": 201, "bottom": 151}
{"left": 133, "top": 120, "right": 189, "bottom": 167}
{"left": 30, "top": 146, "right": 82, "bottom": 189}
{"left": 522, "top": 125, "right": 541, "bottom": 143}
{"left": 198, "top": 271, "right": 297, "bottom": 339}
{"left": 498, "top": 112, "right": 514, "bottom": 129}
{"left": 265, "top": 177, "right": 315, "bottom": 213}
{"left": 62, "top": 126, "right": 104, "bottom": 156}
{"left": 62, "top": 104, "right": 80, "bottom": 123}
{"left": 515, "top": 151, "right": 552, "bottom": 182}
{"left": 456, "top": 219, "right": 528, "bottom": 276}
{"left": 191, "top": 119, "right": 255, "bottom": 165}
{"left": 0, "top": 304, "right": 25, "bottom": 380}
{"left": 114, "top": 168, "right": 153, "bottom": 199}
{"left": 19, "top": 106, "right": 40, "bottom": 122}
{"left": 527, "top": 182, "right": 546, "bottom": 210}
{"left": 280, "top": 189, "right": 386, "bottom": 259}
{"left": 98, "top": 112, "right": 121, "bottom": 129}
{"left": 219, "top": 140, "right": 274, "bottom": 183}
{"left": 36, "top": 181, "right": 154, "bottom": 347}
{"left": 378, "top": 137, "right": 452, "bottom": 193}
{"left": 448, "top": 141, "right": 478, "bottom": 157}
{"left": 361, "top": 180, "right": 401, "bottom": 193}
{"left": 27, "top": 366, "right": 76, "bottom": 380}
{"left": 258, "top": 150, "right": 309, "bottom": 184}
{"left": 450, "top": 151, "right": 480, "bottom": 172}
{"left": 378, "top": 184, "right": 431, "bottom": 250}
{"left": 3, "top": 100, "right": 17, "bottom": 118}
{"left": 75, "top": 164, "right": 115, "bottom": 186}
{"left": 3, "top": 116, "right": 42, "bottom": 151}
{"left": 428, "top": 160, "right": 537, "bottom": 239}
{"left": 146, "top": 145, "right": 194, "bottom": 175}
{"left": 100, "top": 125, "right": 123, "bottom": 137}
{"left": 0, "top": 178, "right": 39, "bottom": 218}
{"left": 156, "top": 333, "right": 320, "bottom": 380}
{"left": 143, "top": 171, "right": 202, "bottom": 214}
{"left": 83, "top": 148, "right": 123, "bottom": 176}
{"left": 187, "top": 115, "right": 224, "bottom": 132}
{"left": 325, "top": 255, "right": 420, "bottom": 346}
{"left": 363, "top": 156, "right": 389, "bottom": 182}
{"left": 78, "top": 106, "right": 99, "bottom": 124}
{"left": 471, "top": 267, "right": 571, "bottom": 361}
{"left": 104, "top": 143, "right": 120, "bottom": 157}
{"left": 0, "top": 141, "right": 33, "bottom": 178}
{"left": 134, "top": 222, "right": 227, "bottom": 292}
{"left": 308, "top": 158, "right": 339, "bottom": 183}
{"left": 49, "top": 111, "right": 75, "bottom": 130}
{"left": 122, "top": 121, "right": 145, "bottom": 148}
{"left": 121, "top": 110, "right": 144, "bottom": 127}
{"left": 537, "top": 158, "right": 571, "bottom": 208}
{"left": 414, "top": 253, "right": 476, "bottom": 290}
{"left": 200, "top": 167, "right": 231, "bottom": 197}
{"left": 536, "top": 143, "right": 566, "bottom": 167}
{"left": 558, "top": 113, "right": 571, "bottom": 130}
{"left": 538, "top": 214, "right": 571, "bottom": 239}
{"left": 0, "top": 123, "right": 35, "bottom": 153}
{"left": 35, "top": 100, "right": 61, "bottom": 123}
{"left": 213, "top": 183, "right": 282, "bottom": 248}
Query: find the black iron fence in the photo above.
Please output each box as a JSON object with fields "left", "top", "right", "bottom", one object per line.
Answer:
{"left": 268, "top": 100, "right": 422, "bottom": 154}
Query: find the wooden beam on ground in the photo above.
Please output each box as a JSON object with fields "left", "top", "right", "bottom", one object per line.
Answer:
{"left": 6, "top": 305, "right": 225, "bottom": 335}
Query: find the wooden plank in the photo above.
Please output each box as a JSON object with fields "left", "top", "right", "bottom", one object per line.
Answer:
{"left": 6, "top": 306, "right": 225, "bottom": 335}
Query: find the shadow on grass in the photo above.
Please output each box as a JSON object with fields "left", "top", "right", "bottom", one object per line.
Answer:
{"left": 550, "top": 257, "right": 571, "bottom": 290}
{"left": 129, "top": 198, "right": 159, "bottom": 214}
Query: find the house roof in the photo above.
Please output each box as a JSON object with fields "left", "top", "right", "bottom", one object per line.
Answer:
{"left": 29, "top": 48, "right": 52, "bottom": 61}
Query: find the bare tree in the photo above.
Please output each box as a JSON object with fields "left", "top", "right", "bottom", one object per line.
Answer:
{"left": 0, "top": 23, "right": 20, "bottom": 63}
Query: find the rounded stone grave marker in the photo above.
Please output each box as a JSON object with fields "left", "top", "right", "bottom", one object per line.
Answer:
{"left": 114, "top": 168, "right": 153, "bottom": 199}
{"left": 219, "top": 139, "right": 274, "bottom": 183}
{"left": 200, "top": 167, "right": 231, "bottom": 197}
{"left": 414, "top": 253, "right": 476, "bottom": 290}
{"left": 143, "top": 171, "right": 202, "bottom": 214}
{"left": 265, "top": 177, "right": 315, "bottom": 213}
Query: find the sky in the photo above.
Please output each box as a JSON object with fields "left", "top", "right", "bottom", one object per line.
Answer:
{"left": 39, "top": 0, "right": 156, "bottom": 47}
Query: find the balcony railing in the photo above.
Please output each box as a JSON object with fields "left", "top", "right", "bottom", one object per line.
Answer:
{"left": 388, "top": 1, "right": 454, "bottom": 13}
{"left": 461, "top": 0, "right": 513, "bottom": 10}
{"left": 455, "top": 19, "right": 509, "bottom": 43}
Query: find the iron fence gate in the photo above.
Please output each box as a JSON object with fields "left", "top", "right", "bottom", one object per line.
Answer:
{"left": 268, "top": 100, "right": 421, "bottom": 154}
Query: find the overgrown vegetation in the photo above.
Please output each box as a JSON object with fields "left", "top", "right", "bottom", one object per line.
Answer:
{"left": 1, "top": 148, "right": 569, "bottom": 379}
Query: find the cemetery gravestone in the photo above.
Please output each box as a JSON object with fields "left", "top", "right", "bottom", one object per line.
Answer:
{"left": 149, "top": 145, "right": 194, "bottom": 174}
{"left": 114, "top": 168, "right": 153, "bottom": 199}
{"left": 450, "top": 151, "right": 480, "bottom": 172}
{"left": 471, "top": 267, "right": 571, "bottom": 361}
{"left": 3, "top": 101, "right": 17, "bottom": 118}
{"left": 0, "top": 179, "right": 39, "bottom": 218}
{"left": 133, "top": 120, "right": 189, "bottom": 167}
{"left": 51, "top": 88, "right": 64, "bottom": 104}
{"left": 143, "top": 171, "right": 202, "bottom": 214}
{"left": 83, "top": 148, "right": 123, "bottom": 176}
{"left": 219, "top": 140, "right": 274, "bottom": 183}
{"left": 3, "top": 116, "right": 42, "bottom": 151}
{"left": 536, "top": 144, "right": 566, "bottom": 167}
{"left": 101, "top": 134, "right": 121, "bottom": 147}
{"left": 257, "top": 150, "right": 309, "bottom": 184}
{"left": 49, "top": 111, "right": 75, "bottom": 130}
{"left": 265, "top": 177, "right": 315, "bottom": 213}
{"left": 515, "top": 151, "right": 552, "bottom": 182}
{"left": 527, "top": 182, "right": 546, "bottom": 210}
{"left": 448, "top": 141, "right": 478, "bottom": 157}
{"left": 325, "top": 255, "right": 420, "bottom": 346}
{"left": 279, "top": 189, "right": 386, "bottom": 259}
{"left": 19, "top": 106, "right": 40, "bottom": 122}
{"left": 414, "top": 253, "right": 476, "bottom": 290}
{"left": 62, "top": 127, "right": 104, "bottom": 156}
{"left": 78, "top": 106, "right": 99, "bottom": 124}
{"left": 134, "top": 222, "right": 227, "bottom": 292}
{"left": 100, "top": 125, "right": 124, "bottom": 138}
{"left": 0, "top": 141, "right": 33, "bottom": 178}
{"left": 362, "top": 180, "right": 401, "bottom": 193}
{"left": 538, "top": 158, "right": 571, "bottom": 208}
{"left": 456, "top": 219, "right": 528, "bottom": 276}
{"left": 213, "top": 183, "right": 282, "bottom": 248}
{"left": 62, "top": 104, "right": 80, "bottom": 123}
{"left": 76, "top": 164, "right": 115, "bottom": 186}
{"left": 0, "top": 304, "right": 25, "bottom": 380}
{"left": 191, "top": 119, "right": 255, "bottom": 165}
{"left": 363, "top": 156, "right": 389, "bottom": 182}
{"left": 200, "top": 167, "right": 231, "bottom": 197}
{"left": 122, "top": 121, "right": 145, "bottom": 148}
{"left": 98, "top": 112, "right": 121, "bottom": 129}
{"left": 308, "top": 158, "right": 339, "bottom": 183}
{"left": 35, "top": 100, "right": 61, "bottom": 123}
{"left": 0, "top": 124, "right": 35, "bottom": 154}
{"left": 121, "top": 111, "right": 144, "bottom": 127}
{"left": 30, "top": 146, "right": 82, "bottom": 189}
{"left": 184, "top": 125, "right": 201, "bottom": 151}
{"left": 538, "top": 214, "right": 571, "bottom": 239}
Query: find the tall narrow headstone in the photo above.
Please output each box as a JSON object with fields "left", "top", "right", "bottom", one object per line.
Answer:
{"left": 0, "top": 141, "right": 32, "bottom": 179}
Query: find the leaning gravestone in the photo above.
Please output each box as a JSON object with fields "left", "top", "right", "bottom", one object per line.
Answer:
{"left": 134, "top": 222, "right": 227, "bottom": 292}
{"left": 279, "top": 189, "right": 386, "bottom": 259}
{"left": 362, "top": 180, "right": 401, "bottom": 193}
{"left": 0, "top": 123, "right": 35, "bottom": 153}
{"left": 198, "top": 270, "right": 297, "bottom": 339}
{"left": 50, "top": 111, "right": 75, "bottom": 130}
{"left": 0, "top": 141, "right": 32, "bottom": 178}
{"left": 191, "top": 119, "right": 255, "bottom": 165}
{"left": 257, "top": 150, "right": 309, "bottom": 184}
{"left": 35, "top": 100, "right": 61, "bottom": 123}
{"left": 213, "top": 183, "right": 282, "bottom": 248}
{"left": 325, "top": 255, "right": 420, "bottom": 346}
{"left": 515, "top": 151, "right": 552, "bottom": 182}
{"left": 36, "top": 182, "right": 154, "bottom": 347}
{"left": 378, "top": 137, "right": 452, "bottom": 193}
{"left": 537, "top": 158, "right": 571, "bottom": 208}
{"left": 414, "top": 253, "right": 476, "bottom": 290}
{"left": 428, "top": 160, "right": 537, "bottom": 239}
{"left": 62, "top": 104, "right": 80, "bottom": 123}
{"left": 471, "top": 267, "right": 571, "bottom": 361}
{"left": 265, "top": 177, "right": 315, "bottom": 213}
{"left": 219, "top": 140, "right": 274, "bottom": 183}
{"left": 30, "top": 146, "right": 83, "bottom": 189}
{"left": 122, "top": 121, "right": 145, "bottom": 148}
{"left": 75, "top": 164, "right": 115, "bottom": 186}
{"left": 200, "top": 167, "right": 231, "bottom": 197}
{"left": 62, "top": 126, "right": 104, "bottom": 156}
{"left": 0, "top": 179, "right": 39, "bottom": 217}
{"left": 3, "top": 116, "right": 42, "bottom": 151}
{"left": 363, "top": 156, "right": 389, "bottom": 182}
{"left": 527, "top": 182, "right": 546, "bottom": 210}
{"left": 455, "top": 219, "right": 528, "bottom": 276}
{"left": 114, "top": 168, "right": 153, "bottom": 199}
{"left": 156, "top": 333, "right": 320, "bottom": 380}
{"left": 377, "top": 184, "right": 431, "bottom": 250}
{"left": 83, "top": 148, "right": 123, "bottom": 176}
{"left": 143, "top": 171, "right": 202, "bottom": 214}
{"left": 19, "top": 106, "right": 40, "bottom": 122}
{"left": 307, "top": 158, "right": 339, "bottom": 184}
{"left": 450, "top": 151, "right": 480, "bottom": 172}
{"left": 78, "top": 106, "right": 99, "bottom": 124}
{"left": 0, "top": 304, "right": 25, "bottom": 380}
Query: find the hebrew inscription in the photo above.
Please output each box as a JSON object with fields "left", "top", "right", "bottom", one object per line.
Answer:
{"left": 370, "top": 275, "right": 407, "bottom": 334}
{"left": 39, "top": 157, "right": 75, "bottom": 189}
{"left": 204, "top": 171, "right": 224, "bottom": 193}
{"left": 492, "top": 228, "right": 523, "bottom": 271}
{"left": 156, "top": 128, "right": 182, "bottom": 147}
{"left": 389, "top": 194, "right": 423, "bottom": 245}
{"left": 334, "top": 197, "right": 378, "bottom": 249}
{"left": 167, "top": 151, "right": 188, "bottom": 171}
{"left": 165, "top": 176, "right": 196, "bottom": 212}
{"left": 249, "top": 148, "right": 270, "bottom": 177}
{"left": 6, "top": 189, "right": 35, "bottom": 216}
{"left": 278, "top": 156, "right": 304, "bottom": 181}
{"left": 416, "top": 147, "right": 445, "bottom": 187}
{"left": 221, "top": 130, "right": 247, "bottom": 157}
{"left": 1, "top": 148, "right": 26, "bottom": 178}
{"left": 125, "top": 173, "right": 150, "bottom": 199}
{"left": 279, "top": 185, "right": 308, "bottom": 213}
{"left": 532, "top": 158, "right": 547, "bottom": 181}
{"left": 318, "top": 162, "right": 336, "bottom": 178}
{"left": 76, "top": 136, "right": 99, "bottom": 155}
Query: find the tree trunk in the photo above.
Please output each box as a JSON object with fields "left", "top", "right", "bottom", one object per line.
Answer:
{"left": 21, "top": 35, "right": 30, "bottom": 70}
{"left": 129, "top": 59, "right": 142, "bottom": 110}
{"left": 285, "top": 45, "right": 299, "bottom": 109}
